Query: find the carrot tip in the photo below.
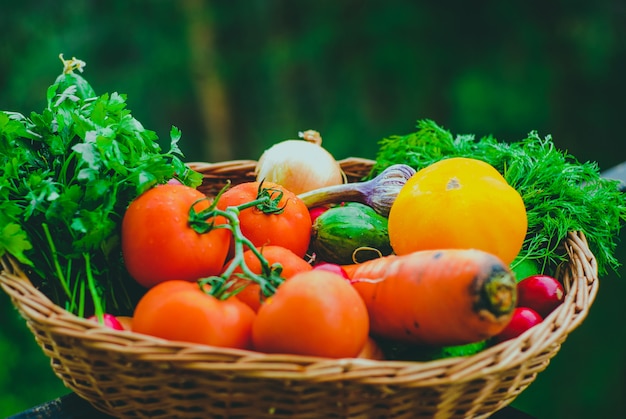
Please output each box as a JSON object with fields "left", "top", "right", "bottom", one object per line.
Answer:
{"left": 476, "top": 265, "right": 517, "bottom": 318}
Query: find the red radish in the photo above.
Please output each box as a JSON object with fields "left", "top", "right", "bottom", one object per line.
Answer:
{"left": 116, "top": 316, "right": 133, "bottom": 331}
{"left": 517, "top": 274, "right": 564, "bottom": 318}
{"left": 309, "top": 206, "right": 329, "bottom": 224}
{"left": 313, "top": 262, "right": 350, "bottom": 281}
{"left": 87, "top": 313, "right": 125, "bottom": 331}
{"left": 492, "top": 307, "right": 543, "bottom": 344}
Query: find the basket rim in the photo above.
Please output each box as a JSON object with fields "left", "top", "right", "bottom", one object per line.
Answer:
{"left": 0, "top": 230, "right": 599, "bottom": 387}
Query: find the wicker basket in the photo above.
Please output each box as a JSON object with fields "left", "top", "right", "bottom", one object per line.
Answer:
{"left": 0, "top": 158, "right": 599, "bottom": 419}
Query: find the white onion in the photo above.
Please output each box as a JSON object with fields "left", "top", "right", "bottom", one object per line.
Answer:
{"left": 255, "top": 130, "right": 344, "bottom": 195}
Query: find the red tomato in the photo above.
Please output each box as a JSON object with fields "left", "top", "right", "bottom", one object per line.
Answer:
{"left": 252, "top": 270, "right": 369, "bottom": 358}
{"left": 227, "top": 245, "right": 313, "bottom": 312}
{"left": 216, "top": 181, "right": 312, "bottom": 258}
{"left": 121, "top": 184, "right": 231, "bottom": 288}
{"left": 132, "top": 280, "right": 255, "bottom": 349}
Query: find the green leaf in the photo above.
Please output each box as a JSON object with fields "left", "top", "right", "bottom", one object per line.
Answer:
{"left": 0, "top": 223, "right": 34, "bottom": 266}
{"left": 72, "top": 141, "right": 100, "bottom": 171}
{"left": 169, "top": 125, "right": 183, "bottom": 155}
{"left": 71, "top": 209, "right": 117, "bottom": 252}
{"left": 45, "top": 185, "right": 82, "bottom": 222}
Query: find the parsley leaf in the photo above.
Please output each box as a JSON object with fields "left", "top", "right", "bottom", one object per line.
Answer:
{"left": 0, "top": 60, "right": 202, "bottom": 317}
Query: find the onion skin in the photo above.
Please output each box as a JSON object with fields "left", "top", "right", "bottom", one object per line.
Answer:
{"left": 255, "top": 133, "right": 344, "bottom": 195}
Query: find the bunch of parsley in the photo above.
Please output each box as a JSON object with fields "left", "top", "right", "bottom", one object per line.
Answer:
{"left": 371, "top": 119, "right": 626, "bottom": 276}
{"left": 0, "top": 59, "right": 202, "bottom": 317}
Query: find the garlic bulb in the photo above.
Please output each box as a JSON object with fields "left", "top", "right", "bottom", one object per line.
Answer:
{"left": 255, "top": 130, "right": 344, "bottom": 195}
{"left": 298, "top": 164, "right": 416, "bottom": 217}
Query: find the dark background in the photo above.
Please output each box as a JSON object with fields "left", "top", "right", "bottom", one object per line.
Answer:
{"left": 1, "top": 1, "right": 625, "bottom": 417}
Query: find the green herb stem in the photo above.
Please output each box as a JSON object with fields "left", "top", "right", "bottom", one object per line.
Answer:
{"left": 83, "top": 253, "right": 104, "bottom": 320}
{"left": 41, "top": 223, "right": 72, "bottom": 299}
{"left": 77, "top": 280, "right": 85, "bottom": 318}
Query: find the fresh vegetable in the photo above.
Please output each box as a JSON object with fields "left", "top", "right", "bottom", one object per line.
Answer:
{"left": 491, "top": 307, "right": 543, "bottom": 344}
{"left": 374, "top": 337, "right": 488, "bottom": 362}
{"left": 254, "top": 130, "right": 344, "bottom": 195}
{"left": 435, "top": 341, "right": 488, "bottom": 359}
{"left": 226, "top": 245, "right": 313, "bottom": 312}
{"left": 310, "top": 202, "right": 392, "bottom": 264}
{"left": 116, "top": 316, "right": 134, "bottom": 331}
{"left": 130, "top": 176, "right": 321, "bottom": 351}
{"left": 126, "top": 174, "right": 299, "bottom": 333}
{"left": 372, "top": 119, "right": 626, "bottom": 275}
{"left": 356, "top": 337, "right": 385, "bottom": 360}
{"left": 516, "top": 274, "right": 564, "bottom": 318}
{"left": 388, "top": 157, "right": 527, "bottom": 265}
{"left": 308, "top": 206, "right": 329, "bottom": 224}
{"left": 132, "top": 280, "right": 255, "bottom": 349}
{"left": 511, "top": 257, "right": 541, "bottom": 280}
{"left": 252, "top": 270, "right": 369, "bottom": 358}
{"left": 298, "top": 164, "right": 416, "bottom": 217}
{"left": 87, "top": 313, "right": 125, "bottom": 331}
{"left": 312, "top": 262, "right": 350, "bottom": 280}
{"left": 185, "top": 187, "right": 289, "bottom": 302}
{"left": 0, "top": 56, "right": 201, "bottom": 317}
{"left": 121, "top": 184, "right": 231, "bottom": 288}
{"left": 216, "top": 181, "right": 312, "bottom": 258}
{"left": 343, "top": 249, "right": 517, "bottom": 346}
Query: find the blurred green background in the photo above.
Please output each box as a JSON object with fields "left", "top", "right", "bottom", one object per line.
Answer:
{"left": 1, "top": 0, "right": 625, "bottom": 417}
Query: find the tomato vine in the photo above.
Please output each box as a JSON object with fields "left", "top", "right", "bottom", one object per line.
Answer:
{"left": 189, "top": 183, "right": 287, "bottom": 301}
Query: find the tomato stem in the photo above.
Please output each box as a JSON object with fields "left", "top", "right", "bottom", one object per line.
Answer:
{"left": 190, "top": 185, "right": 285, "bottom": 300}
{"left": 254, "top": 181, "right": 287, "bottom": 214}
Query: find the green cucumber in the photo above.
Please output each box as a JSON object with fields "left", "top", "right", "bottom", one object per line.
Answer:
{"left": 311, "top": 202, "right": 393, "bottom": 265}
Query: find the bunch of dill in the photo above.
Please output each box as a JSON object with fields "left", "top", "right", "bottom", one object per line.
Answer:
{"left": 371, "top": 119, "right": 626, "bottom": 276}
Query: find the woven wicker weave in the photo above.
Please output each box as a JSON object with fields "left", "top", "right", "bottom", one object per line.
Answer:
{"left": 0, "top": 158, "right": 599, "bottom": 419}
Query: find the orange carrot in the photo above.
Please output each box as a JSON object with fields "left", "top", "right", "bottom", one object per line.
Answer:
{"left": 343, "top": 249, "right": 516, "bottom": 346}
